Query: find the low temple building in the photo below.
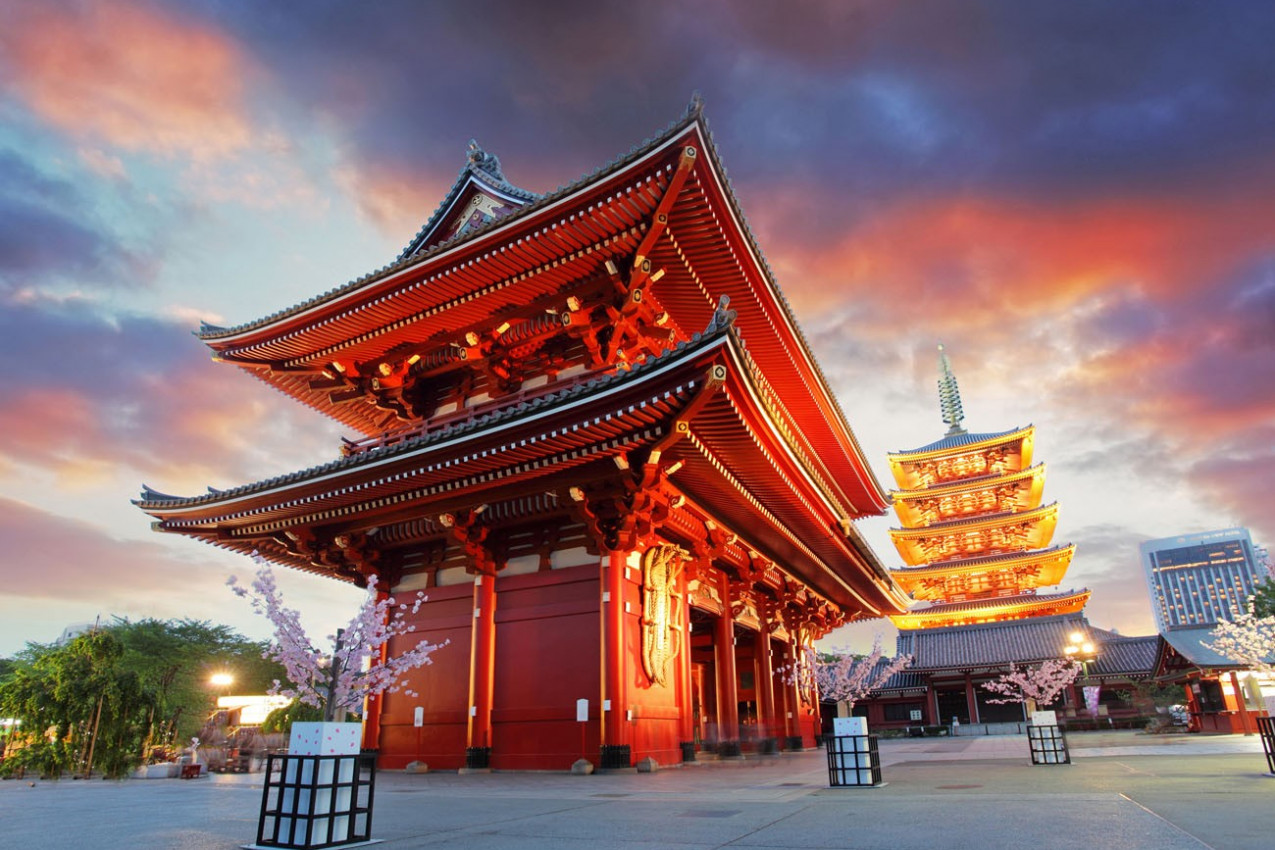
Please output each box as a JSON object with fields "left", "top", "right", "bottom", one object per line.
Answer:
{"left": 135, "top": 101, "right": 912, "bottom": 770}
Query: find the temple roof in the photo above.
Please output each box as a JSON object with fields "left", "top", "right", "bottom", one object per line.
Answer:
{"left": 889, "top": 544, "right": 1075, "bottom": 593}
{"left": 1154, "top": 625, "right": 1271, "bottom": 675}
{"left": 889, "top": 588, "right": 1091, "bottom": 630}
{"left": 186, "top": 98, "right": 889, "bottom": 518}
{"left": 139, "top": 311, "right": 737, "bottom": 512}
{"left": 890, "top": 501, "right": 1059, "bottom": 538}
{"left": 893, "top": 425, "right": 1032, "bottom": 458}
{"left": 138, "top": 311, "right": 908, "bottom": 616}
{"left": 894, "top": 613, "right": 1151, "bottom": 676}
{"left": 891, "top": 463, "right": 1047, "bottom": 503}
{"left": 396, "top": 140, "right": 543, "bottom": 261}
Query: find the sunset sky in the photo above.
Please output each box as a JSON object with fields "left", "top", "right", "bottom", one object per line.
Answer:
{"left": 1, "top": 0, "right": 1272, "bottom": 658}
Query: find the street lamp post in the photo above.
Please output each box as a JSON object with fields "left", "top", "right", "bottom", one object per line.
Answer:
{"left": 1063, "top": 632, "right": 1097, "bottom": 680}
{"left": 1063, "top": 631, "right": 1099, "bottom": 720}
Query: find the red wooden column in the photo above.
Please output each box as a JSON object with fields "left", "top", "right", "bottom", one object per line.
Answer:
{"left": 713, "top": 570, "right": 740, "bottom": 756}
{"left": 601, "top": 551, "right": 630, "bottom": 765}
{"left": 782, "top": 640, "right": 803, "bottom": 746}
{"left": 677, "top": 572, "right": 695, "bottom": 756}
{"left": 466, "top": 570, "right": 497, "bottom": 766}
{"left": 964, "top": 672, "right": 979, "bottom": 724}
{"left": 1230, "top": 671, "right": 1254, "bottom": 735}
{"left": 361, "top": 592, "right": 390, "bottom": 751}
{"left": 754, "top": 628, "right": 777, "bottom": 749}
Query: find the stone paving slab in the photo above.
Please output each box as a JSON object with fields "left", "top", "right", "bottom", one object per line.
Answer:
{"left": 1, "top": 732, "right": 1271, "bottom": 849}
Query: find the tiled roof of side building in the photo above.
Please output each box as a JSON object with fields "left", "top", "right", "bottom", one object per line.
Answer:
{"left": 1090, "top": 635, "right": 1160, "bottom": 677}
{"left": 896, "top": 613, "right": 1098, "bottom": 671}
{"left": 1159, "top": 625, "right": 1273, "bottom": 670}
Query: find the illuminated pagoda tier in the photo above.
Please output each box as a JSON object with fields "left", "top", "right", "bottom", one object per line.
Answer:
{"left": 885, "top": 345, "right": 1089, "bottom": 630}
{"left": 136, "top": 100, "right": 911, "bottom": 771}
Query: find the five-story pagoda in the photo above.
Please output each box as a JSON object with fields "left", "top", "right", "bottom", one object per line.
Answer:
{"left": 886, "top": 346, "right": 1089, "bottom": 630}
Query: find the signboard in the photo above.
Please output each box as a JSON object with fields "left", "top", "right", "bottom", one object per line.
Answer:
{"left": 414, "top": 706, "right": 424, "bottom": 728}
{"left": 1030, "top": 710, "right": 1058, "bottom": 727}
{"left": 576, "top": 698, "right": 589, "bottom": 722}
{"left": 909, "top": 710, "right": 923, "bottom": 722}
{"left": 833, "top": 716, "right": 867, "bottom": 737}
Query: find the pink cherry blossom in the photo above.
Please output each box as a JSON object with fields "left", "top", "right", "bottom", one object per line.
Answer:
{"left": 1205, "top": 603, "right": 1275, "bottom": 673}
{"left": 982, "top": 658, "right": 1080, "bottom": 706}
{"left": 229, "top": 551, "right": 448, "bottom": 719}
{"left": 778, "top": 636, "right": 912, "bottom": 710}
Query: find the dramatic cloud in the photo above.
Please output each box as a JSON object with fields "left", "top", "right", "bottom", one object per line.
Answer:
{"left": 0, "top": 296, "right": 343, "bottom": 493}
{"left": 2, "top": 1, "right": 1273, "bottom": 653}
{"left": 0, "top": 0, "right": 254, "bottom": 160}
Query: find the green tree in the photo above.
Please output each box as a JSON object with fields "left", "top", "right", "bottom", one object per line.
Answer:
{"left": 106, "top": 618, "right": 284, "bottom": 744}
{"left": 0, "top": 632, "right": 154, "bottom": 779}
{"left": 1250, "top": 578, "right": 1275, "bottom": 619}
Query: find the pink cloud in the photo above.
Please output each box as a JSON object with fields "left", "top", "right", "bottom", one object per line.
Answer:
{"left": 1, "top": 0, "right": 253, "bottom": 160}
{"left": 332, "top": 161, "right": 452, "bottom": 235}
{"left": 0, "top": 496, "right": 203, "bottom": 603}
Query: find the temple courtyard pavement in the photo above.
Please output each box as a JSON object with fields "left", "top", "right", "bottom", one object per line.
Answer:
{"left": 0, "top": 731, "right": 1270, "bottom": 849}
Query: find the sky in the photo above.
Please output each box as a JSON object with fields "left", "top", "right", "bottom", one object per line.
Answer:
{"left": 1, "top": 0, "right": 1272, "bottom": 659}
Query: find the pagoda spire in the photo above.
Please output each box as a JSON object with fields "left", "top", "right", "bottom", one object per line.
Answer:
{"left": 936, "top": 343, "right": 966, "bottom": 436}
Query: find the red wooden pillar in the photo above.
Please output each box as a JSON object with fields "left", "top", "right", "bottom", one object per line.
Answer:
{"left": 713, "top": 571, "right": 740, "bottom": 755}
{"left": 466, "top": 571, "right": 497, "bottom": 759}
{"left": 602, "top": 551, "right": 629, "bottom": 757}
{"left": 755, "top": 630, "right": 776, "bottom": 746}
{"left": 1230, "top": 671, "right": 1254, "bottom": 735}
{"left": 361, "top": 592, "right": 390, "bottom": 751}
{"left": 783, "top": 641, "right": 803, "bottom": 743}
{"left": 964, "top": 672, "right": 979, "bottom": 724}
{"left": 677, "top": 576, "right": 695, "bottom": 751}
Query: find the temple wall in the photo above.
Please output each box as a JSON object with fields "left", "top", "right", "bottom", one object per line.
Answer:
{"left": 377, "top": 582, "right": 472, "bottom": 770}
{"left": 491, "top": 565, "right": 601, "bottom": 770}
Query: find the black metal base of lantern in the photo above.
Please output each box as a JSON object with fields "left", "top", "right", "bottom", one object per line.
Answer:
{"left": 825, "top": 734, "right": 883, "bottom": 787}
{"left": 785, "top": 735, "right": 804, "bottom": 751}
{"left": 599, "top": 744, "right": 631, "bottom": 769}
{"left": 1027, "top": 725, "right": 1071, "bottom": 765}
{"left": 1259, "top": 716, "right": 1275, "bottom": 774}
{"left": 717, "top": 740, "right": 742, "bottom": 758}
{"left": 679, "top": 741, "right": 696, "bottom": 763}
{"left": 757, "top": 737, "right": 778, "bottom": 755}
{"left": 464, "top": 747, "right": 491, "bottom": 769}
{"left": 256, "top": 752, "right": 376, "bottom": 849}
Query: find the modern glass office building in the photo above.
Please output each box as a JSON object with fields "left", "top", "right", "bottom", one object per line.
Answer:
{"left": 1140, "top": 528, "right": 1268, "bottom": 633}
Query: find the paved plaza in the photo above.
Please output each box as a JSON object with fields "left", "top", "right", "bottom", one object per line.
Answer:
{"left": 1, "top": 731, "right": 1271, "bottom": 849}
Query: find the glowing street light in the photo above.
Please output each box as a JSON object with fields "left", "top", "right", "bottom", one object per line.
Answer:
{"left": 1063, "top": 631, "right": 1097, "bottom": 680}
{"left": 210, "top": 672, "right": 234, "bottom": 689}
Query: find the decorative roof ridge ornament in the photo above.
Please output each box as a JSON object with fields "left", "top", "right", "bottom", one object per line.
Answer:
{"left": 936, "top": 343, "right": 966, "bottom": 436}
{"left": 466, "top": 139, "right": 506, "bottom": 181}
{"left": 686, "top": 91, "right": 705, "bottom": 120}
{"left": 702, "top": 294, "right": 737, "bottom": 336}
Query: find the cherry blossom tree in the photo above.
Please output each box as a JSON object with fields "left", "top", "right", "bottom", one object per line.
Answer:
{"left": 981, "top": 658, "right": 1080, "bottom": 713}
{"left": 229, "top": 552, "right": 446, "bottom": 721}
{"left": 784, "top": 637, "right": 912, "bottom": 710}
{"left": 1205, "top": 604, "right": 1275, "bottom": 673}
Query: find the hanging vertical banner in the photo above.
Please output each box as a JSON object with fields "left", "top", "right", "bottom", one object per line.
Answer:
{"left": 1083, "top": 685, "right": 1101, "bottom": 717}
